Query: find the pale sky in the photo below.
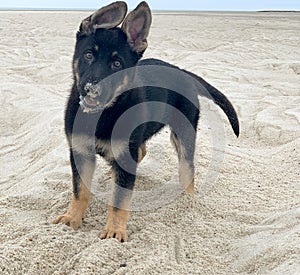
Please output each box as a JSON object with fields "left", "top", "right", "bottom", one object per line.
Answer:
{"left": 0, "top": 0, "right": 299, "bottom": 11}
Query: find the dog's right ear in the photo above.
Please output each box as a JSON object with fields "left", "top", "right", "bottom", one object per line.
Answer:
{"left": 80, "top": 1, "right": 128, "bottom": 34}
{"left": 121, "top": 2, "right": 152, "bottom": 54}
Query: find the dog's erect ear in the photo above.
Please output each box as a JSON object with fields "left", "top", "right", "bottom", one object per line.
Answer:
{"left": 121, "top": 1, "right": 152, "bottom": 54}
{"left": 80, "top": 1, "right": 128, "bottom": 34}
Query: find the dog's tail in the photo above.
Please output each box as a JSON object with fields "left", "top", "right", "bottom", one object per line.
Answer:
{"left": 138, "top": 58, "right": 240, "bottom": 137}
{"left": 184, "top": 69, "right": 240, "bottom": 137}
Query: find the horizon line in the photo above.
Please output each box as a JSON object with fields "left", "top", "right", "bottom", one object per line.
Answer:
{"left": 0, "top": 7, "right": 299, "bottom": 12}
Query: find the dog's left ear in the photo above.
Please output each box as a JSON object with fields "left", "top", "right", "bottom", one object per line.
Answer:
{"left": 121, "top": 1, "right": 152, "bottom": 54}
{"left": 80, "top": 1, "right": 128, "bottom": 34}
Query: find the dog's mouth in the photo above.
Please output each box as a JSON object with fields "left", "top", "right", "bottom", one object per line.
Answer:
{"left": 79, "top": 94, "right": 105, "bottom": 113}
{"left": 78, "top": 79, "right": 126, "bottom": 113}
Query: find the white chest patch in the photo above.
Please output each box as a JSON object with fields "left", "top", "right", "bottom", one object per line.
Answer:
{"left": 71, "top": 134, "right": 128, "bottom": 160}
{"left": 95, "top": 139, "right": 128, "bottom": 160}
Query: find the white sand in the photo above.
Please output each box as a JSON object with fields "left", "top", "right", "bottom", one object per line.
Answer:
{"left": 0, "top": 11, "right": 299, "bottom": 274}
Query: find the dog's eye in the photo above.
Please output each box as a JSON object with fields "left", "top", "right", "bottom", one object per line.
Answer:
{"left": 112, "top": 60, "right": 122, "bottom": 70}
{"left": 84, "top": 51, "right": 94, "bottom": 61}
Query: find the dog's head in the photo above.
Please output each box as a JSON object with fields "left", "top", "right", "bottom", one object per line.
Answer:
{"left": 72, "top": 1, "right": 152, "bottom": 113}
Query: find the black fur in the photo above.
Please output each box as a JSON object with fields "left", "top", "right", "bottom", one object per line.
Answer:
{"left": 66, "top": 25, "right": 239, "bottom": 198}
{"left": 56, "top": 1, "right": 239, "bottom": 241}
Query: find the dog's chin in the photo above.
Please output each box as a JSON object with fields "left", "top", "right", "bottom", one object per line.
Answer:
{"left": 79, "top": 95, "right": 105, "bottom": 114}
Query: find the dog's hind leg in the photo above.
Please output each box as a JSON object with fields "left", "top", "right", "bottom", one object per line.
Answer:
{"left": 137, "top": 143, "right": 147, "bottom": 163}
{"left": 170, "top": 131, "right": 196, "bottom": 194}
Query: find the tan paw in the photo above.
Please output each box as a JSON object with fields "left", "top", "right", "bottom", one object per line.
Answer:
{"left": 52, "top": 213, "right": 83, "bottom": 230}
{"left": 99, "top": 224, "right": 127, "bottom": 242}
{"left": 52, "top": 189, "right": 90, "bottom": 230}
{"left": 99, "top": 206, "right": 129, "bottom": 242}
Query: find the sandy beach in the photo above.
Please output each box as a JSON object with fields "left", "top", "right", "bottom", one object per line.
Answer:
{"left": 0, "top": 10, "right": 299, "bottom": 274}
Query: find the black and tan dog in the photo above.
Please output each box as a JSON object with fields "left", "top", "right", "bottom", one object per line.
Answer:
{"left": 53, "top": 1, "right": 239, "bottom": 241}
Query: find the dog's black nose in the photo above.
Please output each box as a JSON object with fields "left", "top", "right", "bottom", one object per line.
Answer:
{"left": 84, "top": 82, "right": 98, "bottom": 94}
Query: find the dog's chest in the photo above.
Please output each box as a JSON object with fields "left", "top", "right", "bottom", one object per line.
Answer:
{"left": 95, "top": 138, "right": 127, "bottom": 160}
{"left": 71, "top": 134, "right": 127, "bottom": 161}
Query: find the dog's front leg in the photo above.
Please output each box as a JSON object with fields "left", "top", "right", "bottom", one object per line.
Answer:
{"left": 100, "top": 152, "right": 137, "bottom": 242}
{"left": 53, "top": 148, "right": 95, "bottom": 230}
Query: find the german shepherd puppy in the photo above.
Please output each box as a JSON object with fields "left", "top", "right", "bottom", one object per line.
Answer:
{"left": 53, "top": 1, "right": 239, "bottom": 242}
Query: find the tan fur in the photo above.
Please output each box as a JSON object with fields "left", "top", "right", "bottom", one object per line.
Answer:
{"left": 171, "top": 132, "right": 194, "bottom": 194}
{"left": 52, "top": 182, "right": 91, "bottom": 229}
{"left": 99, "top": 206, "right": 129, "bottom": 242}
{"left": 138, "top": 143, "right": 147, "bottom": 163}
{"left": 170, "top": 132, "right": 181, "bottom": 156}
{"left": 96, "top": 139, "right": 128, "bottom": 160}
{"left": 179, "top": 162, "right": 195, "bottom": 194}
{"left": 185, "top": 179, "right": 195, "bottom": 195}
{"left": 73, "top": 59, "right": 80, "bottom": 83}
{"left": 71, "top": 134, "right": 93, "bottom": 156}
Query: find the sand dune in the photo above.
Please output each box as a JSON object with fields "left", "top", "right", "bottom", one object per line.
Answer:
{"left": 0, "top": 11, "right": 299, "bottom": 274}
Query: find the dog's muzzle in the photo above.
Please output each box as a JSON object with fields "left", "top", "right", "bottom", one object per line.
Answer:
{"left": 79, "top": 83, "right": 105, "bottom": 113}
